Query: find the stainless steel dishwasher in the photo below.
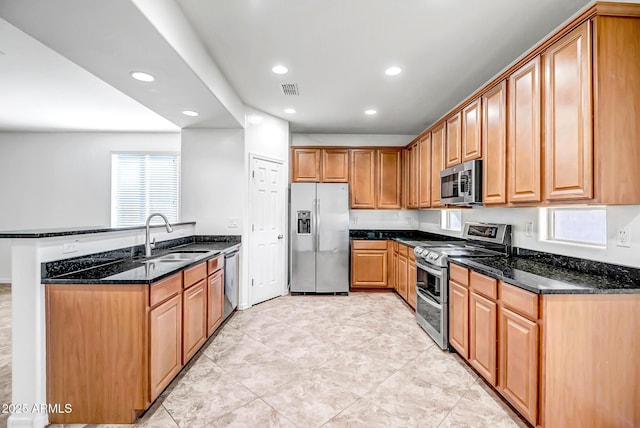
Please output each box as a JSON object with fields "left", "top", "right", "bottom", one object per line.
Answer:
{"left": 223, "top": 248, "right": 240, "bottom": 319}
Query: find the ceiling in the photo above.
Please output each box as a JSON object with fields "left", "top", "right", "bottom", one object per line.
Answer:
{"left": 0, "top": 0, "right": 594, "bottom": 134}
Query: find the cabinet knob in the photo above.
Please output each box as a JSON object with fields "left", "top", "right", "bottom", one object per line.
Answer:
{"left": 277, "top": 234, "right": 284, "bottom": 239}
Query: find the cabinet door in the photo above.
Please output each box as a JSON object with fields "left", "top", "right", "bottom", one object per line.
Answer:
{"left": 462, "top": 98, "right": 482, "bottom": 161}
{"left": 508, "top": 56, "right": 542, "bottom": 203}
{"left": 446, "top": 112, "right": 462, "bottom": 167}
{"left": 431, "top": 123, "right": 446, "bottom": 207}
{"left": 449, "top": 281, "right": 469, "bottom": 359}
{"left": 183, "top": 280, "right": 207, "bottom": 364}
{"left": 397, "top": 254, "right": 408, "bottom": 299}
{"left": 321, "top": 149, "right": 349, "bottom": 183}
{"left": 377, "top": 149, "right": 402, "bottom": 209}
{"left": 407, "top": 256, "right": 417, "bottom": 309}
{"left": 482, "top": 81, "right": 508, "bottom": 205}
{"left": 391, "top": 246, "right": 398, "bottom": 291}
{"left": 544, "top": 22, "right": 593, "bottom": 201}
{"left": 470, "top": 292, "right": 497, "bottom": 385}
{"left": 207, "top": 270, "right": 224, "bottom": 337}
{"left": 350, "top": 149, "right": 376, "bottom": 209}
{"left": 351, "top": 248, "right": 388, "bottom": 288}
{"left": 499, "top": 307, "right": 538, "bottom": 425}
{"left": 150, "top": 293, "right": 182, "bottom": 401}
{"left": 406, "top": 144, "right": 417, "bottom": 208}
{"left": 291, "top": 148, "right": 320, "bottom": 182}
{"left": 419, "top": 134, "right": 431, "bottom": 208}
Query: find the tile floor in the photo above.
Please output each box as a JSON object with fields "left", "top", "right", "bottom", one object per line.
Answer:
{"left": 0, "top": 288, "right": 529, "bottom": 428}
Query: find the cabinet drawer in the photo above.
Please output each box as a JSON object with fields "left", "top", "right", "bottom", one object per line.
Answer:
{"left": 470, "top": 271, "right": 497, "bottom": 300}
{"left": 150, "top": 273, "right": 182, "bottom": 307}
{"left": 500, "top": 281, "right": 539, "bottom": 319}
{"left": 184, "top": 262, "right": 207, "bottom": 289}
{"left": 207, "top": 255, "right": 224, "bottom": 274}
{"left": 450, "top": 263, "right": 469, "bottom": 286}
{"left": 352, "top": 240, "right": 387, "bottom": 250}
{"left": 398, "top": 244, "right": 408, "bottom": 257}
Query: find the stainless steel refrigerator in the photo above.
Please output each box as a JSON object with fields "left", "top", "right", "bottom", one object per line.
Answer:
{"left": 290, "top": 183, "right": 349, "bottom": 293}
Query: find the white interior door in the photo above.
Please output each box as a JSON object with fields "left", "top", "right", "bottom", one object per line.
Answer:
{"left": 249, "top": 155, "right": 285, "bottom": 305}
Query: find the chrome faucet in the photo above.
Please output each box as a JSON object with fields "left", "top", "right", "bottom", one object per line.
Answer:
{"left": 145, "top": 213, "right": 173, "bottom": 257}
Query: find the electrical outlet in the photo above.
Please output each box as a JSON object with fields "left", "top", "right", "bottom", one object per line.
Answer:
{"left": 525, "top": 221, "right": 534, "bottom": 237}
{"left": 352, "top": 216, "right": 359, "bottom": 225}
{"left": 616, "top": 227, "right": 631, "bottom": 247}
{"left": 227, "top": 217, "right": 240, "bottom": 229}
{"left": 62, "top": 240, "right": 79, "bottom": 254}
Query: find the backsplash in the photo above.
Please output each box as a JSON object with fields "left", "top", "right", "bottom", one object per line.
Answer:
{"left": 419, "top": 205, "right": 640, "bottom": 269}
{"left": 350, "top": 210, "right": 419, "bottom": 230}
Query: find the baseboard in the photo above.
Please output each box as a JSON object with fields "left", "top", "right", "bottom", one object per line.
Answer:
{"left": 0, "top": 278, "right": 11, "bottom": 285}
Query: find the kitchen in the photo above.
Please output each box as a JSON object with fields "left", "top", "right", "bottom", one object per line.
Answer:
{"left": 0, "top": 1, "right": 640, "bottom": 426}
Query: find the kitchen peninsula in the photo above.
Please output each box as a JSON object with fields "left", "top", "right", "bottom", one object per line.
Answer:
{"left": 0, "top": 224, "right": 240, "bottom": 427}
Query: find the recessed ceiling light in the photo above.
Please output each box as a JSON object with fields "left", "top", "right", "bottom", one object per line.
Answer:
{"left": 182, "top": 110, "right": 199, "bottom": 117}
{"left": 365, "top": 109, "right": 377, "bottom": 115}
{"left": 284, "top": 108, "right": 296, "bottom": 114}
{"left": 272, "top": 65, "right": 288, "bottom": 74}
{"left": 385, "top": 66, "right": 402, "bottom": 76}
{"left": 130, "top": 71, "right": 155, "bottom": 82}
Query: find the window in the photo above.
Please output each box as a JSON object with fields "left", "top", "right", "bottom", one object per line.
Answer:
{"left": 111, "top": 153, "right": 180, "bottom": 227}
{"left": 544, "top": 207, "right": 606, "bottom": 246}
{"left": 441, "top": 209, "right": 462, "bottom": 232}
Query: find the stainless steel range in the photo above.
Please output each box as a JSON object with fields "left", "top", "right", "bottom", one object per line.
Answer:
{"left": 414, "top": 222, "right": 512, "bottom": 350}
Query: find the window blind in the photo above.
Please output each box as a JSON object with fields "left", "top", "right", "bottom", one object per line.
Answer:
{"left": 112, "top": 153, "right": 180, "bottom": 227}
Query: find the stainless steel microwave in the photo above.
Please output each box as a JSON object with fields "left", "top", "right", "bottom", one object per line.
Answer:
{"left": 440, "top": 159, "right": 482, "bottom": 205}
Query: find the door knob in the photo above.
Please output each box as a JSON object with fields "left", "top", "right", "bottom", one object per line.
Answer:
{"left": 277, "top": 234, "right": 284, "bottom": 239}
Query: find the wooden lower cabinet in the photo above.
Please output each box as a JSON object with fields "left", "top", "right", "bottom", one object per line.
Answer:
{"left": 407, "top": 253, "right": 416, "bottom": 309}
{"left": 449, "top": 280, "right": 469, "bottom": 358}
{"left": 207, "top": 269, "right": 224, "bottom": 336}
{"left": 397, "top": 252, "right": 408, "bottom": 299}
{"left": 499, "top": 306, "right": 538, "bottom": 425}
{"left": 149, "top": 293, "right": 182, "bottom": 401}
{"left": 469, "top": 292, "right": 497, "bottom": 385}
{"left": 183, "top": 279, "right": 208, "bottom": 364}
{"left": 351, "top": 240, "right": 389, "bottom": 288}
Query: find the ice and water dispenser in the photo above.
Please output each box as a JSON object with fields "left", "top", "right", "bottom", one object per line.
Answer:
{"left": 297, "top": 211, "right": 311, "bottom": 234}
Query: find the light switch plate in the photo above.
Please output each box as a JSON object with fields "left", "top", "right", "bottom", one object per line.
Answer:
{"left": 525, "top": 221, "right": 534, "bottom": 237}
{"left": 227, "top": 217, "right": 240, "bottom": 229}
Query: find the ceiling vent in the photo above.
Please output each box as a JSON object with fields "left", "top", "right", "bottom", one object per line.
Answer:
{"left": 282, "top": 83, "right": 299, "bottom": 96}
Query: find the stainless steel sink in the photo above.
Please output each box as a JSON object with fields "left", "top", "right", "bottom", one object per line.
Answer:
{"left": 140, "top": 252, "right": 202, "bottom": 264}
{"left": 169, "top": 249, "right": 210, "bottom": 253}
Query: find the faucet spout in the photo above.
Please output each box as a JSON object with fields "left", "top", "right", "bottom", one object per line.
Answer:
{"left": 145, "top": 213, "right": 173, "bottom": 257}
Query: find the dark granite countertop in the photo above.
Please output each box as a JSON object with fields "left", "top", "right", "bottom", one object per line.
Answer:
{"left": 349, "top": 229, "right": 463, "bottom": 247}
{"left": 451, "top": 256, "right": 640, "bottom": 295}
{"left": 41, "top": 235, "right": 240, "bottom": 285}
{"left": 0, "top": 222, "right": 197, "bottom": 239}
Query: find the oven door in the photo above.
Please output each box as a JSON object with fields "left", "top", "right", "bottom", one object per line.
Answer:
{"left": 415, "top": 261, "right": 449, "bottom": 350}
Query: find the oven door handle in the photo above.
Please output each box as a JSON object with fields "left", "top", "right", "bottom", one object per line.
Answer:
{"left": 417, "top": 288, "right": 442, "bottom": 309}
{"left": 416, "top": 261, "right": 443, "bottom": 278}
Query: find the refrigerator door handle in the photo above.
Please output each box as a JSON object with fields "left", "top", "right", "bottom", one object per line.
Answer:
{"left": 316, "top": 198, "right": 320, "bottom": 252}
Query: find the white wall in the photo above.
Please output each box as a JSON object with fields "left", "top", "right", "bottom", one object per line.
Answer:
{"left": 419, "top": 205, "right": 640, "bottom": 269}
{"left": 243, "top": 106, "right": 290, "bottom": 308}
{"left": 181, "top": 129, "right": 245, "bottom": 235}
{"left": 0, "top": 131, "right": 180, "bottom": 281}
{"left": 292, "top": 133, "right": 414, "bottom": 147}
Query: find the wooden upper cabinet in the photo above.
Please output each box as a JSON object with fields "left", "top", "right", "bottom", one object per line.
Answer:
{"left": 406, "top": 143, "right": 419, "bottom": 208}
{"left": 321, "top": 149, "right": 349, "bottom": 182}
{"left": 508, "top": 56, "right": 542, "bottom": 203}
{"left": 419, "top": 134, "right": 431, "bottom": 208}
{"left": 350, "top": 149, "right": 376, "bottom": 209}
{"left": 431, "top": 123, "right": 446, "bottom": 207}
{"left": 462, "top": 98, "right": 482, "bottom": 162}
{"left": 446, "top": 112, "right": 462, "bottom": 167}
{"left": 377, "top": 149, "right": 402, "bottom": 209}
{"left": 544, "top": 22, "right": 593, "bottom": 201}
{"left": 291, "top": 148, "right": 321, "bottom": 182}
{"left": 482, "top": 81, "right": 508, "bottom": 205}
